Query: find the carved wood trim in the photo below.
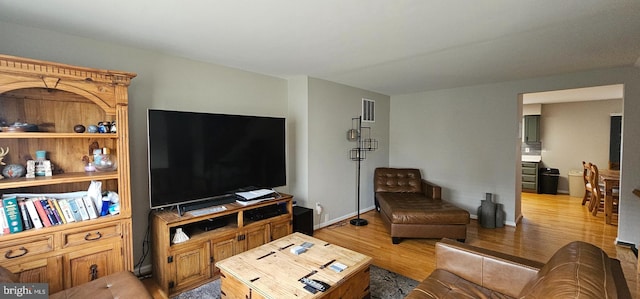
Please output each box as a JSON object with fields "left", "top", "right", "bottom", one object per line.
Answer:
{"left": 0, "top": 54, "right": 136, "bottom": 85}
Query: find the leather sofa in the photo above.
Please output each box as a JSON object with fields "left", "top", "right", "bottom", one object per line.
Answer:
{"left": 0, "top": 267, "right": 152, "bottom": 299}
{"left": 374, "top": 167, "right": 470, "bottom": 244}
{"left": 406, "top": 238, "right": 631, "bottom": 298}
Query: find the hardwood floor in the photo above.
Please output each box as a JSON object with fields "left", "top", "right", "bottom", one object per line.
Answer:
{"left": 313, "top": 192, "right": 639, "bottom": 298}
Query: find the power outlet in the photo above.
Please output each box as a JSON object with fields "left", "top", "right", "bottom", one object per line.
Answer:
{"left": 324, "top": 214, "right": 330, "bottom": 223}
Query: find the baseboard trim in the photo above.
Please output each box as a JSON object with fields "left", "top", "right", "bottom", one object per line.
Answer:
{"left": 616, "top": 240, "right": 638, "bottom": 257}
{"left": 314, "top": 206, "right": 376, "bottom": 230}
{"left": 471, "top": 214, "right": 517, "bottom": 227}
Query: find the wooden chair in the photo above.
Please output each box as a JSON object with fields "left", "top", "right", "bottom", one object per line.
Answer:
{"left": 581, "top": 161, "right": 594, "bottom": 206}
{"left": 588, "top": 163, "right": 619, "bottom": 217}
{"left": 609, "top": 161, "right": 620, "bottom": 170}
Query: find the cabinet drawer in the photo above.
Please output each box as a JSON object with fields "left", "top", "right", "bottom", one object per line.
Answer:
{"left": 522, "top": 162, "right": 538, "bottom": 168}
{"left": 522, "top": 182, "right": 537, "bottom": 190}
{"left": 522, "top": 175, "right": 537, "bottom": 182}
{"left": 62, "top": 223, "right": 122, "bottom": 248}
{"left": 0, "top": 235, "right": 54, "bottom": 263}
{"left": 522, "top": 168, "right": 537, "bottom": 175}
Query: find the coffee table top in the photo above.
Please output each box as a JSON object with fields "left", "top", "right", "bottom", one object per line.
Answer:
{"left": 216, "top": 232, "right": 372, "bottom": 298}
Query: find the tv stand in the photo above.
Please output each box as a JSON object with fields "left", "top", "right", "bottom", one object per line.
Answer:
{"left": 176, "top": 195, "right": 237, "bottom": 216}
{"left": 151, "top": 194, "right": 293, "bottom": 296}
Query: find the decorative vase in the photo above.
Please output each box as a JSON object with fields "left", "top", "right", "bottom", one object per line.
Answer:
{"left": 73, "top": 124, "right": 86, "bottom": 133}
{"left": 172, "top": 228, "right": 190, "bottom": 244}
{"left": 479, "top": 193, "right": 496, "bottom": 228}
{"left": 2, "top": 164, "right": 25, "bottom": 178}
{"left": 495, "top": 203, "right": 505, "bottom": 228}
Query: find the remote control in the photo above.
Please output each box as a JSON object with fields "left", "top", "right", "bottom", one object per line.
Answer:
{"left": 301, "top": 277, "right": 326, "bottom": 292}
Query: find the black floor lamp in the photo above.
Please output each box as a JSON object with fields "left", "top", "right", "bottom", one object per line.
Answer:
{"left": 347, "top": 116, "right": 377, "bottom": 226}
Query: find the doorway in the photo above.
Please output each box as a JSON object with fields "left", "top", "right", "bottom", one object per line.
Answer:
{"left": 519, "top": 84, "right": 623, "bottom": 224}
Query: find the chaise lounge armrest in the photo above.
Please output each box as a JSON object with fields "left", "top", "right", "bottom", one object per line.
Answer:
{"left": 434, "top": 238, "right": 544, "bottom": 298}
{"left": 421, "top": 180, "right": 441, "bottom": 200}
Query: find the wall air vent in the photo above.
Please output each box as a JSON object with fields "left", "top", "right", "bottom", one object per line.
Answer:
{"left": 362, "top": 98, "right": 375, "bottom": 122}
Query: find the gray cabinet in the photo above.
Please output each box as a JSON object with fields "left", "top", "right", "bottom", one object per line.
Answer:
{"left": 524, "top": 115, "right": 540, "bottom": 143}
{"left": 522, "top": 162, "right": 539, "bottom": 192}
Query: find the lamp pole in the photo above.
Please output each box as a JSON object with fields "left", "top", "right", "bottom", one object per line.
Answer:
{"left": 350, "top": 116, "right": 368, "bottom": 226}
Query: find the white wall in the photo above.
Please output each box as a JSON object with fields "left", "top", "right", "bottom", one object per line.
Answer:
{"left": 0, "top": 21, "right": 288, "bottom": 270}
{"left": 392, "top": 85, "right": 520, "bottom": 223}
{"left": 287, "top": 76, "right": 310, "bottom": 207}
{"left": 288, "top": 77, "right": 390, "bottom": 227}
{"left": 539, "top": 100, "right": 622, "bottom": 193}
{"left": 391, "top": 67, "right": 640, "bottom": 245}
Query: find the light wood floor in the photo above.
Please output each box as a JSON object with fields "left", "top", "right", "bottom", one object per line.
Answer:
{"left": 313, "top": 192, "right": 639, "bottom": 298}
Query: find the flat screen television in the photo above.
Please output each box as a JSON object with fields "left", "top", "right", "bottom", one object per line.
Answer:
{"left": 147, "top": 109, "right": 286, "bottom": 211}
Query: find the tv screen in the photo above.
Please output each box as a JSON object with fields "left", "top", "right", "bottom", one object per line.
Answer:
{"left": 147, "top": 109, "right": 286, "bottom": 209}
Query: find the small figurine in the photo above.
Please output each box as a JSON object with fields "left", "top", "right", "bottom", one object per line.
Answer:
{"left": 97, "top": 122, "right": 107, "bottom": 133}
{"left": 110, "top": 121, "right": 117, "bottom": 133}
{"left": 0, "top": 147, "right": 8, "bottom": 179}
{"left": 74, "top": 124, "right": 86, "bottom": 133}
{"left": 82, "top": 155, "right": 95, "bottom": 172}
{"left": 103, "top": 121, "right": 111, "bottom": 133}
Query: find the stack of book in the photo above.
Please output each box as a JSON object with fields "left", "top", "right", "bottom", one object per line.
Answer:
{"left": 0, "top": 195, "right": 102, "bottom": 234}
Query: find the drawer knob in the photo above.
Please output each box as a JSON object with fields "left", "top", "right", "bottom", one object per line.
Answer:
{"left": 84, "top": 232, "right": 103, "bottom": 241}
{"left": 5, "top": 246, "right": 28, "bottom": 259}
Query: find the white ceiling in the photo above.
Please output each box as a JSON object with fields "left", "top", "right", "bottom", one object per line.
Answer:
{"left": 1, "top": 0, "right": 639, "bottom": 96}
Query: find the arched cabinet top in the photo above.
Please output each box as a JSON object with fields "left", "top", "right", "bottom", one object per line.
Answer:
{"left": 0, "top": 54, "right": 136, "bottom": 114}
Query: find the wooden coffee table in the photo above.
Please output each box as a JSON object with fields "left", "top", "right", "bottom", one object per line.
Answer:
{"left": 216, "top": 232, "right": 372, "bottom": 298}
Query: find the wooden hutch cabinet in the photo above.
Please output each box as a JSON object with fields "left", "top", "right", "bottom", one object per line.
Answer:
{"left": 0, "top": 54, "right": 136, "bottom": 293}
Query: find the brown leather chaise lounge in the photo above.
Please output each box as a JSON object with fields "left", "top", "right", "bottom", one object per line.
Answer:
{"left": 374, "top": 167, "right": 470, "bottom": 244}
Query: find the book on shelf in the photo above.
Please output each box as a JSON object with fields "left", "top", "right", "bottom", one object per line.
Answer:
{"left": 3, "top": 196, "right": 24, "bottom": 233}
{"left": 57, "top": 199, "right": 75, "bottom": 223}
{"left": 46, "top": 198, "right": 63, "bottom": 225}
{"left": 82, "top": 196, "right": 98, "bottom": 219}
{"left": 32, "top": 198, "right": 52, "bottom": 227}
{"left": 74, "top": 198, "right": 90, "bottom": 221}
{"left": 0, "top": 201, "right": 10, "bottom": 234}
{"left": 24, "top": 198, "right": 43, "bottom": 229}
{"left": 39, "top": 198, "right": 59, "bottom": 226}
{"left": 50, "top": 198, "right": 67, "bottom": 224}
{"left": 18, "top": 198, "right": 33, "bottom": 230}
{"left": 66, "top": 198, "right": 83, "bottom": 222}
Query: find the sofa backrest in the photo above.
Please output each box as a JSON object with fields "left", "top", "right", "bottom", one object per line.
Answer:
{"left": 374, "top": 168, "right": 422, "bottom": 193}
{"left": 518, "top": 241, "right": 628, "bottom": 299}
{"left": 435, "top": 238, "right": 543, "bottom": 298}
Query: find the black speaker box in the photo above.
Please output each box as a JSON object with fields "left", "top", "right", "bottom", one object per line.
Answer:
{"left": 293, "top": 206, "right": 313, "bottom": 236}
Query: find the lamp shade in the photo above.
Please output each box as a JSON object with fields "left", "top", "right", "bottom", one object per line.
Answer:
{"left": 347, "top": 129, "right": 359, "bottom": 141}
